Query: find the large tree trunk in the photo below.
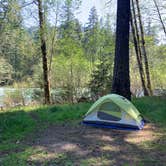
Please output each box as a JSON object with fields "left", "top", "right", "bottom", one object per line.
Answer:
{"left": 153, "top": 0, "right": 166, "bottom": 37}
{"left": 37, "top": 0, "right": 50, "bottom": 104}
{"left": 112, "top": 0, "right": 131, "bottom": 100}
{"left": 135, "top": 0, "right": 153, "bottom": 96}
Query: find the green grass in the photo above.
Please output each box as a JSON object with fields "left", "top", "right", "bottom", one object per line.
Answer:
{"left": 0, "top": 102, "right": 92, "bottom": 154}
{"left": 133, "top": 96, "right": 166, "bottom": 126}
{"left": 33, "top": 102, "right": 92, "bottom": 124}
{"left": 0, "top": 110, "right": 36, "bottom": 141}
{"left": 0, "top": 97, "right": 166, "bottom": 165}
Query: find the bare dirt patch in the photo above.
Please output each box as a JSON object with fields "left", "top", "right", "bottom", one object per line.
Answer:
{"left": 27, "top": 123, "right": 166, "bottom": 166}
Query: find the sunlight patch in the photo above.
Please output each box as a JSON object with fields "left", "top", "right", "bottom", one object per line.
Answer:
{"left": 101, "top": 145, "right": 119, "bottom": 152}
{"left": 125, "top": 124, "right": 158, "bottom": 144}
{"left": 80, "top": 156, "right": 113, "bottom": 166}
{"left": 28, "top": 146, "right": 58, "bottom": 162}
{"left": 61, "top": 143, "right": 79, "bottom": 151}
{"left": 101, "top": 135, "right": 114, "bottom": 142}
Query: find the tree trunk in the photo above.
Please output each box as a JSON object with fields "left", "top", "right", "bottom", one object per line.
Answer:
{"left": 131, "top": 0, "right": 143, "bottom": 64}
{"left": 153, "top": 0, "right": 166, "bottom": 37}
{"left": 48, "top": 1, "right": 60, "bottom": 75}
{"left": 130, "top": 12, "right": 149, "bottom": 96}
{"left": 37, "top": 0, "right": 50, "bottom": 104}
{"left": 131, "top": 0, "right": 149, "bottom": 96}
{"left": 112, "top": 0, "right": 131, "bottom": 100}
{"left": 135, "top": 0, "right": 153, "bottom": 95}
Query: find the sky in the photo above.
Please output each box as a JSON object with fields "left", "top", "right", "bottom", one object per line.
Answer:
{"left": 22, "top": 0, "right": 165, "bottom": 44}
{"left": 23, "top": 0, "right": 116, "bottom": 27}
{"left": 76, "top": 0, "right": 110, "bottom": 24}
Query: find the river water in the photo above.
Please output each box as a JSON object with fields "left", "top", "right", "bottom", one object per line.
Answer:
{"left": 0, "top": 87, "right": 35, "bottom": 107}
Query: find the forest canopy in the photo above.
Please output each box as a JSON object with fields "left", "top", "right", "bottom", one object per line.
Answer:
{"left": 0, "top": 0, "right": 165, "bottom": 104}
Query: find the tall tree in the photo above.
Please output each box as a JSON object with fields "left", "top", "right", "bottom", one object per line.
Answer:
{"left": 112, "top": 0, "right": 131, "bottom": 100}
{"left": 135, "top": 0, "right": 153, "bottom": 95}
{"left": 0, "top": 0, "right": 38, "bottom": 82}
{"left": 59, "top": 0, "right": 81, "bottom": 39}
{"left": 131, "top": 0, "right": 149, "bottom": 96}
{"left": 130, "top": 14, "right": 149, "bottom": 96}
{"left": 83, "top": 6, "right": 100, "bottom": 69}
{"left": 37, "top": 0, "right": 50, "bottom": 104}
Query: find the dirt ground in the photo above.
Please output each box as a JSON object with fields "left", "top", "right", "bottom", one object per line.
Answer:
{"left": 25, "top": 123, "right": 166, "bottom": 166}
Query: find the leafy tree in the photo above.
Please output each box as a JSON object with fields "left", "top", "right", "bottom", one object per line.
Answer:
{"left": 51, "top": 54, "right": 90, "bottom": 103}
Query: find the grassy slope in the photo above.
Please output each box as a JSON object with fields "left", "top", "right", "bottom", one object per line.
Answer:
{"left": 0, "top": 103, "right": 92, "bottom": 152}
{"left": 0, "top": 97, "right": 165, "bottom": 165}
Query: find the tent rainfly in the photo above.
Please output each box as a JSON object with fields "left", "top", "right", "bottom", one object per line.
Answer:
{"left": 83, "top": 94, "right": 144, "bottom": 130}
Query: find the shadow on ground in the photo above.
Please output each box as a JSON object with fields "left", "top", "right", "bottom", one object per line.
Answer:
{"left": 26, "top": 123, "right": 166, "bottom": 166}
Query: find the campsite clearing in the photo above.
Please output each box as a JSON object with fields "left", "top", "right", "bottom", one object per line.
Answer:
{"left": 0, "top": 97, "right": 166, "bottom": 166}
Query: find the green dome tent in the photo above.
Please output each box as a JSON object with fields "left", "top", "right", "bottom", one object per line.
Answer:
{"left": 83, "top": 94, "right": 144, "bottom": 130}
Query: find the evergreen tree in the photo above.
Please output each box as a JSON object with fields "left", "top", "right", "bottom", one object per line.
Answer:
{"left": 83, "top": 6, "right": 100, "bottom": 68}
{"left": 0, "top": 0, "right": 39, "bottom": 82}
{"left": 88, "top": 14, "right": 114, "bottom": 100}
{"left": 89, "top": 54, "right": 112, "bottom": 100}
{"left": 59, "top": 0, "right": 81, "bottom": 40}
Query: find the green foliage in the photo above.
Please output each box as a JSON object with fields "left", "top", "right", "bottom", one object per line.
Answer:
{"left": 89, "top": 55, "right": 113, "bottom": 99}
{"left": 83, "top": 6, "right": 100, "bottom": 65}
{"left": 0, "top": 0, "right": 39, "bottom": 83}
{"left": 147, "top": 45, "right": 166, "bottom": 89}
{"left": 0, "top": 0, "right": 165, "bottom": 103}
{"left": 130, "top": 36, "right": 166, "bottom": 92}
{"left": 51, "top": 54, "right": 90, "bottom": 102}
{"left": 0, "top": 57, "right": 13, "bottom": 85}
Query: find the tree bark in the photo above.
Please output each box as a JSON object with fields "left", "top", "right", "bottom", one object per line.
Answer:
{"left": 153, "top": 0, "right": 166, "bottom": 37}
{"left": 37, "top": 0, "right": 50, "bottom": 104}
{"left": 112, "top": 0, "right": 131, "bottom": 100}
{"left": 130, "top": 12, "right": 149, "bottom": 96}
{"left": 131, "top": 0, "right": 143, "bottom": 64}
{"left": 135, "top": 0, "right": 153, "bottom": 96}
{"left": 131, "top": 0, "right": 149, "bottom": 96}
